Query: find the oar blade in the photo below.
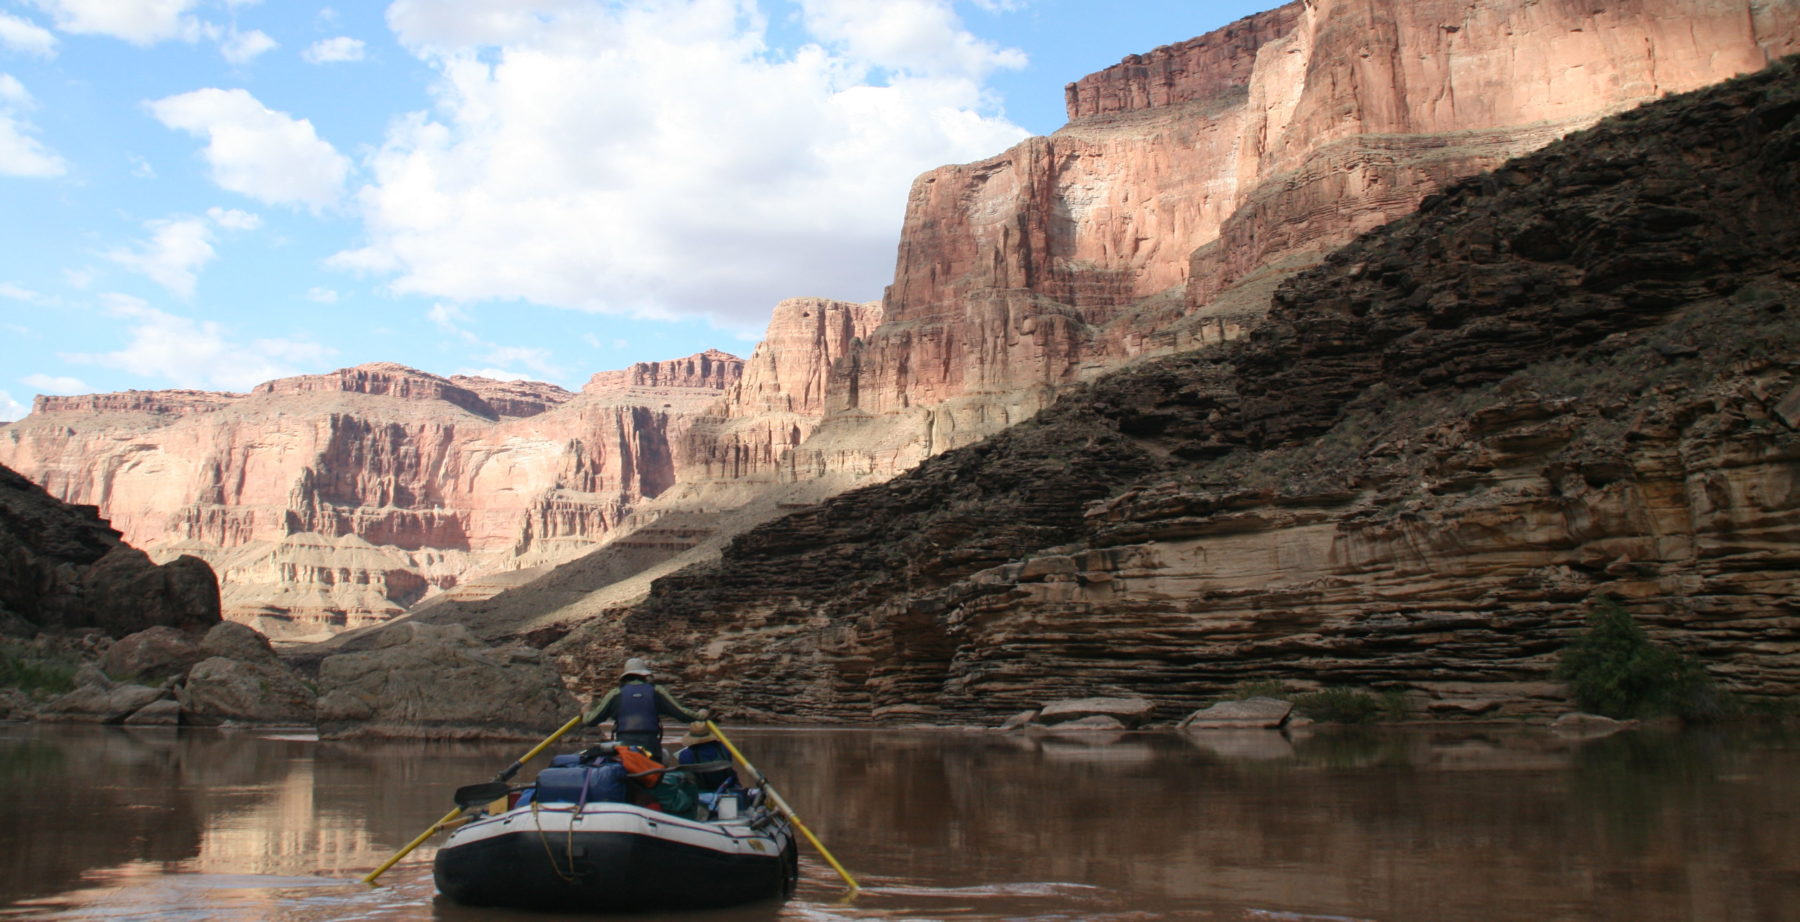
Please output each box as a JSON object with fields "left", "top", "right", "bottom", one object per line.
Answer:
{"left": 453, "top": 781, "right": 512, "bottom": 809}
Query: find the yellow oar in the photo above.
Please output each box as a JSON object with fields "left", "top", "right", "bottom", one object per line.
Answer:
{"left": 705, "top": 720, "right": 859, "bottom": 893}
{"left": 362, "top": 713, "right": 586, "bottom": 885}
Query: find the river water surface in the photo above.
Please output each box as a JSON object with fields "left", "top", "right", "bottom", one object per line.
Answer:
{"left": 0, "top": 722, "right": 1795, "bottom": 921}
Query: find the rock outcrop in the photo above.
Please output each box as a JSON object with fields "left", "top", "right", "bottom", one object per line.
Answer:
{"left": 0, "top": 461, "right": 220, "bottom": 637}
{"left": 313, "top": 623, "right": 578, "bottom": 739}
{"left": 823, "top": 0, "right": 1798, "bottom": 475}
{"left": 553, "top": 58, "right": 1800, "bottom": 724}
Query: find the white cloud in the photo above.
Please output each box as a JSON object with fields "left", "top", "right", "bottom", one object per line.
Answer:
{"left": 21, "top": 372, "right": 87, "bottom": 394}
{"left": 27, "top": 0, "right": 203, "bottom": 46}
{"left": 0, "top": 12, "right": 57, "bottom": 56}
{"left": 0, "top": 282, "right": 43, "bottom": 302}
{"left": 340, "top": 0, "right": 1029, "bottom": 329}
{"left": 481, "top": 344, "right": 559, "bottom": 377}
{"left": 220, "top": 27, "right": 276, "bottom": 63}
{"left": 107, "top": 216, "right": 216, "bottom": 296}
{"left": 0, "top": 74, "right": 65, "bottom": 177}
{"left": 128, "top": 152, "right": 156, "bottom": 177}
{"left": 206, "top": 205, "right": 261, "bottom": 230}
{"left": 303, "top": 35, "right": 365, "bottom": 63}
{"left": 148, "top": 88, "right": 350, "bottom": 210}
{"left": 799, "top": 0, "right": 1026, "bottom": 79}
{"left": 107, "top": 208, "right": 263, "bottom": 295}
{"left": 0, "top": 390, "right": 26, "bottom": 420}
{"left": 64, "top": 295, "right": 335, "bottom": 390}
{"left": 305, "top": 286, "right": 339, "bottom": 303}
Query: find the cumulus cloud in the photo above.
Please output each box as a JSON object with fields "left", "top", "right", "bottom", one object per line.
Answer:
{"left": 303, "top": 35, "right": 365, "bottom": 63}
{"left": 0, "top": 12, "right": 57, "bottom": 56}
{"left": 0, "top": 74, "right": 66, "bottom": 177}
{"left": 305, "top": 286, "right": 339, "bottom": 302}
{"left": 22, "top": 372, "right": 87, "bottom": 394}
{"left": 219, "top": 27, "right": 276, "bottom": 63}
{"left": 0, "top": 390, "right": 26, "bottom": 420}
{"left": 340, "top": 0, "right": 1029, "bottom": 329}
{"left": 26, "top": 0, "right": 203, "bottom": 46}
{"left": 107, "top": 207, "right": 261, "bottom": 296}
{"left": 148, "top": 88, "right": 350, "bottom": 210}
{"left": 64, "top": 294, "right": 335, "bottom": 390}
{"left": 799, "top": 0, "right": 1027, "bottom": 79}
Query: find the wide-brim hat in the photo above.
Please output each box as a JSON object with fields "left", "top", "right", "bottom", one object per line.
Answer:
{"left": 682, "top": 721, "right": 715, "bottom": 745}
{"left": 620, "top": 656, "right": 653, "bottom": 679}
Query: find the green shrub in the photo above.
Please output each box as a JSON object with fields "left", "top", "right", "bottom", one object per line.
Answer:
{"left": 0, "top": 643, "right": 79, "bottom": 696}
{"left": 1293, "top": 687, "right": 1388, "bottom": 724}
{"left": 1555, "top": 597, "right": 1717, "bottom": 720}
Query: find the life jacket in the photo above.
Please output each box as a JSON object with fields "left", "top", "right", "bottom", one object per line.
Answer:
{"left": 614, "top": 745, "right": 666, "bottom": 788}
{"left": 615, "top": 680, "right": 661, "bottom": 734}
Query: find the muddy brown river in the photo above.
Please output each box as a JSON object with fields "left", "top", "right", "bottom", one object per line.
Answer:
{"left": 0, "top": 722, "right": 1795, "bottom": 921}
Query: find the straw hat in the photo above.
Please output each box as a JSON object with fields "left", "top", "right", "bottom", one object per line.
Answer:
{"left": 620, "top": 656, "right": 653, "bottom": 679}
{"left": 682, "top": 721, "right": 715, "bottom": 745}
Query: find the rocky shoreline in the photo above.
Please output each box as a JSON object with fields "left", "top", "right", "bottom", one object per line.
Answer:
{"left": 0, "top": 626, "right": 1709, "bottom": 741}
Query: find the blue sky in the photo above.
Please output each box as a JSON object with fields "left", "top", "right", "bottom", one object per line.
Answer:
{"left": 0, "top": 0, "right": 1270, "bottom": 419}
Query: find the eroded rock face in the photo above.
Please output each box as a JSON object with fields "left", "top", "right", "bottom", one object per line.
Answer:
{"left": 555, "top": 58, "right": 1800, "bottom": 725}
{"left": 0, "top": 461, "right": 221, "bottom": 637}
{"left": 0, "top": 356, "right": 744, "bottom": 637}
{"left": 7, "top": 3, "right": 1796, "bottom": 648}
{"left": 821, "top": 0, "right": 1797, "bottom": 475}
{"left": 314, "top": 623, "right": 578, "bottom": 739}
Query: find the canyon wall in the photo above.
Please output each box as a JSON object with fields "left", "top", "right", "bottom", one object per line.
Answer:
{"left": 4, "top": 0, "right": 1796, "bottom": 643}
{"left": 828, "top": 0, "right": 1798, "bottom": 474}
{"left": 0, "top": 355, "right": 743, "bottom": 636}
{"left": 554, "top": 59, "right": 1800, "bottom": 721}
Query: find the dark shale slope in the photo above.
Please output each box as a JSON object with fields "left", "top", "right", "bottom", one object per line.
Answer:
{"left": 553, "top": 59, "right": 1800, "bottom": 724}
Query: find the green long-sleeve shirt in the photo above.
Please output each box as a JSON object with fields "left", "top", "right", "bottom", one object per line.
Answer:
{"left": 581, "top": 678, "right": 703, "bottom": 727}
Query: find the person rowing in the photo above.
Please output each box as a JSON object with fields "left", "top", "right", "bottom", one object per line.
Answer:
{"left": 580, "top": 656, "right": 708, "bottom": 761}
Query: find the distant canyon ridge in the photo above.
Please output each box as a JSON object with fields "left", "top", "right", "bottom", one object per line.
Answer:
{"left": 3, "top": 0, "right": 1796, "bottom": 644}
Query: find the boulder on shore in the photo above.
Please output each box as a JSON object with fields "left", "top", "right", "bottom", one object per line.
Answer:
{"left": 177, "top": 656, "right": 316, "bottom": 726}
{"left": 1036, "top": 697, "right": 1157, "bottom": 728}
{"left": 1179, "top": 697, "right": 1294, "bottom": 730}
{"left": 199, "top": 621, "right": 279, "bottom": 664}
{"left": 314, "top": 623, "right": 578, "bottom": 740}
{"left": 42, "top": 681, "right": 163, "bottom": 723}
{"left": 101, "top": 625, "right": 203, "bottom": 681}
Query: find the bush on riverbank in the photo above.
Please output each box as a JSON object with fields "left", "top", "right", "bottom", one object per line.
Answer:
{"left": 1556, "top": 598, "right": 1718, "bottom": 721}
{"left": 1293, "top": 687, "right": 1408, "bottom": 724}
{"left": 0, "top": 641, "right": 80, "bottom": 696}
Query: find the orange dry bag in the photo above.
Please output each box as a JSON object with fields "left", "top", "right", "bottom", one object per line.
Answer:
{"left": 614, "top": 745, "right": 666, "bottom": 788}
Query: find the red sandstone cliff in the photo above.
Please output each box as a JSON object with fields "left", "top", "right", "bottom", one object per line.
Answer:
{"left": 827, "top": 0, "right": 1797, "bottom": 473}
{"left": 4, "top": 0, "right": 1796, "bottom": 643}
{"left": 0, "top": 356, "right": 750, "bottom": 636}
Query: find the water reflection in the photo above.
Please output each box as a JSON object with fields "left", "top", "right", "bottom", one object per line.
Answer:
{"left": 0, "top": 723, "right": 1795, "bottom": 921}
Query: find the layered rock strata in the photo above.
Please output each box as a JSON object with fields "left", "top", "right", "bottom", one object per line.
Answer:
{"left": 0, "top": 358, "right": 755, "bottom": 636}
{"left": 554, "top": 59, "right": 1800, "bottom": 723}
{"left": 827, "top": 0, "right": 1798, "bottom": 473}
{"left": 5, "top": 0, "right": 1797, "bottom": 643}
